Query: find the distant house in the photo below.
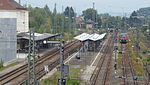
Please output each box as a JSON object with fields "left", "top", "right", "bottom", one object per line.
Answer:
{"left": 86, "top": 19, "right": 94, "bottom": 29}
{"left": 75, "top": 16, "right": 85, "bottom": 28}
{"left": 0, "top": 0, "right": 29, "bottom": 33}
{"left": 0, "top": 0, "right": 28, "bottom": 63}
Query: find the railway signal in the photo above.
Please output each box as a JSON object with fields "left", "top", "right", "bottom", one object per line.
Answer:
{"left": 58, "top": 79, "right": 66, "bottom": 85}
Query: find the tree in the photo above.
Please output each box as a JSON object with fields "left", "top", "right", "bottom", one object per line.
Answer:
{"left": 97, "top": 15, "right": 102, "bottom": 27}
{"left": 129, "top": 11, "right": 141, "bottom": 27}
{"left": 44, "top": 5, "right": 52, "bottom": 16}
{"left": 64, "top": 7, "right": 75, "bottom": 18}
{"left": 53, "top": 3, "right": 57, "bottom": 15}
{"left": 82, "top": 8, "right": 97, "bottom": 21}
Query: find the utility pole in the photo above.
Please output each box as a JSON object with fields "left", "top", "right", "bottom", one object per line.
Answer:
{"left": 53, "top": 3, "right": 57, "bottom": 34}
{"left": 124, "top": 13, "right": 127, "bottom": 30}
{"left": 92, "top": 2, "right": 95, "bottom": 22}
{"left": 61, "top": 6, "right": 64, "bottom": 34}
{"left": 59, "top": 41, "right": 66, "bottom": 85}
{"left": 27, "top": 28, "right": 37, "bottom": 85}
{"left": 69, "top": 7, "right": 71, "bottom": 32}
{"left": 92, "top": 2, "right": 95, "bottom": 30}
{"left": 46, "top": 40, "right": 67, "bottom": 85}
{"left": 46, "top": 39, "right": 68, "bottom": 85}
{"left": 68, "top": 7, "right": 71, "bottom": 40}
{"left": 136, "top": 29, "right": 139, "bottom": 59}
{"left": 74, "top": 8, "right": 77, "bottom": 33}
{"left": 93, "top": 2, "right": 95, "bottom": 10}
{"left": 135, "top": 15, "right": 140, "bottom": 62}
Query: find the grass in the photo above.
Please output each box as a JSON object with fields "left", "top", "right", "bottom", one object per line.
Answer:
{"left": 40, "top": 66, "right": 82, "bottom": 85}
{"left": 42, "top": 78, "right": 80, "bottom": 85}
{"left": 117, "top": 38, "right": 123, "bottom": 69}
{"left": 0, "top": 62, "right": 20, "bottom": 71}
{"left": 118, "top": 53, "right": 122, "bottom": 69}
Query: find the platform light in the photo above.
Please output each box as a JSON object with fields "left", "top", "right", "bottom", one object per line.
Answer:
{"left": 43, "top": 40, "right": 47, "bottom": 44}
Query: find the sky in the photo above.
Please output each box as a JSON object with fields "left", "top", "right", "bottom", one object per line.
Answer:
{"left": 16, "top": 0, "right": 150, "bottom": 16}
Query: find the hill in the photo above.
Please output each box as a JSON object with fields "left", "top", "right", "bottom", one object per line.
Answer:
{"left": 136, "top": 7, "right": 150, "bottom": 17}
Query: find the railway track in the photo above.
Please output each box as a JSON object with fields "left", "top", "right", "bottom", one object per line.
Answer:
{"left": 121, "top": 44, "right": 138, "bottom": 85}
{"left": 0, "top": 40, "right": 81, "bottom": 85}
{"left": 139, "top": 38, "right": 150, "bottom": 84}
{"left": 131, "top": 32, "right": 150, "bottom": 84}
{"left": 90, "top": 33, "right": 115, "bottom": 85}
{"left": 121, "top": 44, "right": 129, "bottom": 85}
{"left": 142, "top": 62, "right": 150, "bottom": 85}
{"left": 140, "top": 34, "right": 150, "bottom": 84}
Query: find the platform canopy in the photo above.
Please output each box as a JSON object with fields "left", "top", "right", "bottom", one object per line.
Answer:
{"left": 74, "top": 33, "right": 90, "bottom": 41}
{"left": 74, "top": 33, "right": 106, "bottom": 41}
{"left": 17, "top": 32, "right": 60, "bottom": 41}
{"left": 97, "top": 33, "right": 106, "bottom": 40}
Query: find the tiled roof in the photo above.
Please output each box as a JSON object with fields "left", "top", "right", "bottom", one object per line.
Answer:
{"left": 0, "top": 0, "right": 26, "bottom": 10}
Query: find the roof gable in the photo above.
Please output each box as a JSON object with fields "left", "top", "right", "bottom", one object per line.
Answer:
{"left": 0, "top": 0, "right": 26, "bottom": 10}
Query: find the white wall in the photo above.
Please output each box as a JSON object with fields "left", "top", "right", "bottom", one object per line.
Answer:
{"left": 0, "top": 10, "right": 29, "bottom": 33}
{"left": 0, "top": 18, "right": 17, "bottom": 63}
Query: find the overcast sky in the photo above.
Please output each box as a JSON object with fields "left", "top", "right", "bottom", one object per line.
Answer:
{"left": 16, "top": 0, "right": 150, "bottom": 16}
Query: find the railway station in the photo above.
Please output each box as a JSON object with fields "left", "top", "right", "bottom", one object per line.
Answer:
{"left": 0, "top": 0, "right": 150, "bottom": 85}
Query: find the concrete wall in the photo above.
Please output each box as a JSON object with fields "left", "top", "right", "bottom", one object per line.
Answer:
{"left": 0, "top": 10, "right": 29, "bottom": 33}
{"left": 0, "top": 18, "right": 17, "bottom": 63}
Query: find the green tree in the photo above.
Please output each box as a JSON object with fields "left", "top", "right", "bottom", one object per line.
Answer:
{"left": 82, "top": 8, "right": 97, "bottom": 21}
{"left": 97, "top": 15, "right": 102, "bottom": 27}
{"left": 64, "top": 7, "right": 75, "bottom": 18}
{"left": 129, "top": 11, "right": 141, "bottom": 27}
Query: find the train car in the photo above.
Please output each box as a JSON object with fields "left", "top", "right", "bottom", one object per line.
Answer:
{"left": 119, "top": 33, "right": 128, "bottom": 44}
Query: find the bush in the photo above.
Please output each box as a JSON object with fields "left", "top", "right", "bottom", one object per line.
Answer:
{"left": 143, "top": 50, "right": 149, "bottom": 54}
{"left": 67, "top": 78, "right": 80, "bottom": 85}
{"left": 147, "top": 56, "right": 150, "bottom": 61}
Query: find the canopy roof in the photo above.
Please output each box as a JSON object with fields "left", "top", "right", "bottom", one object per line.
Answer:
{"left": 74, "top": 33, "right": 106, "bottom": 41}
{"left": 74, "top": 33, "right": 91, "bottom": 41}
{"left": 17, "top": 32, "right": 59, "bottom": 41}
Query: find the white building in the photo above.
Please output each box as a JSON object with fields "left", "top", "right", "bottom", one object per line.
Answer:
{"left": 0, "top": 0, "right": 29, "bottom": 63}
{"left": 0, "top": 0, "right": 29, "bottom": 33}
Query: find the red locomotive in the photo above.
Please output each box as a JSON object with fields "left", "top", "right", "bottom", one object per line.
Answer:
{"left": 119, "top": 33, "right": 128, "bottom": 44}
